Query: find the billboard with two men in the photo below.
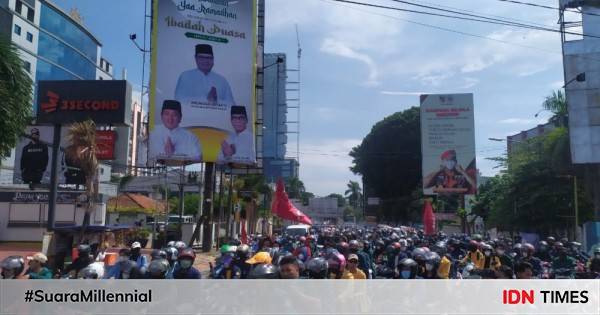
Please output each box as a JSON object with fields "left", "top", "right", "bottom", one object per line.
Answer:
{"left": 420, "top": 94, "right": 477, "bottom": 195}
{"left": 149, "top": 0, "right": 257, "bottom": 165}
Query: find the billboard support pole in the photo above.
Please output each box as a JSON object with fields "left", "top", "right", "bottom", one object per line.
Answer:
{"left": 47, "top": 124, "right": 61, "bottom": 232}
{"left": 201, "top": 162, "right": 215, "bottom": 252}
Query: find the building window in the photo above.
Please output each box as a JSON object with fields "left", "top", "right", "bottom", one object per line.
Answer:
{"left": 26, "top": 32, "right": 33, "bottom": 42}
{"left": 23, "top": 61, "right": 31, "bottom": 73}
{"left": 15, "top": 0, "right": 23, "bottom": 14}
{"left": 14, "top": 24, "right": 21, "bottom": 36}
{"left": 27, "top": 8, "right": 35, "bottom": 22}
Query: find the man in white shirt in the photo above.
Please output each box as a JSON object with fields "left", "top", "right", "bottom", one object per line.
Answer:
{"left": 174, "top": 44, "right": 235, "bottom": 105}
{"left": 218, "top": 106, "right": 254, "bottom": 163}
{"left": 149, "top": 100, "right": 202, "bottom": 161}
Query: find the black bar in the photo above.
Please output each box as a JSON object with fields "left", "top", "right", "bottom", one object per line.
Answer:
{"left": 47, "top": 124, "right": 61, "bottom": 232}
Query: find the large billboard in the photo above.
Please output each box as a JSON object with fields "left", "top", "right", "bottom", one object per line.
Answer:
{"left": 13, "top": 126, "right": 114, "bottom": 186}
{"left": 36, "top": 80, "right": 132, "bottom": 126}
{"left": 420, "top": 94, "right": 477, "bottom": 195}
{"left": 149, "top": 0, "right": 257, "bottom": 165}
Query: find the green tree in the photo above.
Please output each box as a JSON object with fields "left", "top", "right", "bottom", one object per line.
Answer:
{"left": 285, "top": 177, "right": 305, "bottom": 199}
{"left": 344, "top": 180, "right": 362, "bottom": 208}
{"left": 169, "top": 193, "right": 201, "bottom": 216}
{"left": 300, "top": 191, "right": 314, "bottom": 206}
{"left": 473, "top": 128, "right": 593, "bottom": 236}
{"left": 542, "top": 90, "right": 567, "bottom": 126}
{"left": 350, "top": 107, "right": 422, "bottom": 222}
{"left": 0, "top": 36, "right": 33, "bottom": 159}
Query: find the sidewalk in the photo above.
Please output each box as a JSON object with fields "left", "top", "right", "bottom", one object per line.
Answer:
{"left": 0, "top": 242, "right": 217, "bottom": 274}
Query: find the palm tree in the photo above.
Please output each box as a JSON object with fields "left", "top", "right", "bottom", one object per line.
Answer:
{"left": 542, "top": 90, "right": 568, "bottom": 126}
{"left": 0, "top": 36, "right": 33, "bottom": 159}
{"left": 65, "top": 120, "right": 98, "bottom": 238}
{"left": 285, "top": 177, "right": 305, "bottom": 199}
{"left": 345, "top": 180, "right": 362, "bottom": 209}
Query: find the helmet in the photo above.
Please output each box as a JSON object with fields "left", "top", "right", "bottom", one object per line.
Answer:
{"left": 174, "top": 241, "right": 187, "bottom": 251}
{"left": 164, "top": 247, "right": 178, "bottom": 262}
{"left": 593, "top": 248, "right": 600, "bottom": 255}
{"left": 412, "top": 247, "right": 427, "bottom": 261}
{"left": 247, "top": 264, "right": 278, "bottom": 279}
{"left": 77, "top": 244, "right": 91, "bottom": 257}
{"left": 433, "top": 241, "right": 447, "bottom": 256}
{"left": 178, "top": 248, "right": 196, "bottom": 261}
{"left": 560, "top": 237, "right": 569, "bottom": 244}
{"left": 166, "top": 241, "right": 176, "bottom": 248}
{"left": 220, "top": 245, "right": 233, "bottom": 254}
{"left": 538, "top": 241, "right": 548, "bottom": 248}
{"left": 425, "top": 251, "right": 441, "bottom": 263}
{"left": 546, "top": 236, "right": 556, "bottom": 244}
{"left": 299, "top": 236, "right": 307, "bottom": 243}
{"left": 468, "top": 240, "right": 479, "bottom": 251}
{"left": 472, "top": 234, "right": 483, "bottom": 242}
{"left": 236, "top": 244, "right": 250, "bottom": 255}
{"left": 513, "top": 243, "right": 523, "bottom": 251}
{"left": 1, "top": 256, "right": 25, "bottom": 279}
{"left": 554, "top": 242, "right": 564, "bottom": 249}
{"left": 569, "top": 241, "right": 582, "bottom": 249}
{"left": 337, "top": 242, "right": 349, "bottom": 252}
{"left": 398, "top": 258, "right": 418, "bottom": 279}
{"left": 392, "top": 242, "right": 402, "bottom": 250}
{"left": 148, "top": 259, "right": 170, "bottom": 279}
{"left": 151, "top": 249, "right": 167, "bottom": 260}
{"left": 78, "top": 262, "right": 104, "bottom": 279}
{"left": 349, "top": 240, "right": 360, "bottom": 250}
{"left": 522, "top": 243, "right": 535, "bottom": 254}
{"left": 481, "top": 243, "right": 493, "bottom": 252}
{"left": 326, "top": 250, "right": 346, "bottom": 274}
{"left": 306, "top": 257, "right": 328, "bottom": 279}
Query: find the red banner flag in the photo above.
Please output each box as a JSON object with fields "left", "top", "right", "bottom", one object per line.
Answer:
{"left": 241, "top": 219, "right": 248, "bottom": 244}
{"left": 271, "top": 179, "right": 312, "bottom": 225}
{"left": 423, "top": 199, "right": 436, "bottom": 236}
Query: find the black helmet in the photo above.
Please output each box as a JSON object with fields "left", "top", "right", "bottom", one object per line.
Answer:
{"left": 546, "top": 236, "right": 555, "bottom": 244}
{"left": 412, "top": 247, "right": 427, "bottom": 261}
{"left": 306, "top": 257, "right": 328, "bottom": 279}
{"left": 118, "top": 260, "right": 138, "bottom": 279}
{"left": 77, "top": 244, "right": 91, "bottom": 257}
{"left": 248, "top": 264, "right": 278, "bottom": 279}
{"left": 425, "top": 251, "right": 441, "bottom": 263}
{"left": 148, "top": 259, "right": 170, "bottom": 279}
{"left": 399, "top": 258, "right": 418, "bottom": 279}
{"left": 1, "top": 256, "right": 25, "bottom": 279}
{"left": 78, "top": 263, "right": 103, "bottom": 279}
{"left": 151, "top": 249, "right": 167, "bottom": 260}
{"left": 433, "top": 241, "right": 447, "bottom": 256}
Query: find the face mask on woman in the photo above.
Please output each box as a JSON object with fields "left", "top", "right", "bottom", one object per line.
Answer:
{"left": 179, "top": 259, "right": 193, "bottom": 269}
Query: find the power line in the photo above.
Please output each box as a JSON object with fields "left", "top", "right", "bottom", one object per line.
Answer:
{"left": 493, "top": 0, "right": 600, "bottom": 18}
{"left": 331, "top": 0, "right": 600, "bottom": 39}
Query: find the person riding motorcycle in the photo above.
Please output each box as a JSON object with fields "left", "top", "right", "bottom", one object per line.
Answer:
{"left": 63, "top": 244, "right": 94, "bottom": 277}
{"left": 247, "top": 263, "right": 278, "bottom": 279}
{"left": 106, "top": 249, "right": 144, "bottom": 279}
{"left": 325, "top": 248, "right": 346, "bottom": 279}
{"left": 349, "top": 240, "right": 372, "bottom": 278}
{"left": 293, "top": 236, "right": 312, "bottom": 263}
{"left": 151, "top": 249, "right": 167, "bottom": 261}
{"left": 173, "top": 248, "right": 201, "bottom": 279}
{"left": 551, "top": 245, "right": 576, "bottom": 279}
{"left": 518, "top": 243, "right": 542, "bottom": 277}
{"left": 481, "top": 243, "right": 502, "bottom": 270}
{"left": 1, "top": 256, "right": 25, "bottom": 279}
{"left": 447, "top": 239, "right": 465, "bottom": 261}
{"left": 234, "top": 244, "right": 252, "bottom": 279}
{"left": 423, "top": 252, "right": 441, "bottom": 279}
{"left": 433, "top": 241, "right": 453, "bottom": 279}
{"left": 130, "top": 242, "right": 148, "bottom": 274}
{"left": 410, "top": 247, "right": 428, "bottom": 278}
{"left": 587, "top": 248, "right": 600, "bottom": 274}
{"left": 147, "top": 259, "right": 170, "bottom": 279}
{"left": 212, "top": 245, "right": 241, "bottom": 279}
{"left": 494, "top": 243, "right": 514, "bottom": 270}
{"left": 77, "top": 262, "right": 104, "bottom": 279}
{"left": 534, "top": 241, "right": 552, "bottom": 262}
{"left": 460, "top": 241, "right": 485, "bottom": 270}
{"left": 306, "top": 257, "right": 329, "bottom": 279}
{"left": 398, "top": 258, "right": 419, "bottom": 279}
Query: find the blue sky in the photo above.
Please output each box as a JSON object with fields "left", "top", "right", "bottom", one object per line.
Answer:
{"left": 52, "top": 0, "right": 565, "bottom": 196}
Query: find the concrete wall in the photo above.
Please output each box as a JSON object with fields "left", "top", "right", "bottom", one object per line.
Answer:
{"left": 0, "top": 201, "right": 106, "bottom": 242}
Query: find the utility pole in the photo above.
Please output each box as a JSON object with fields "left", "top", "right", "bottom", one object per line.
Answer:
{"left": 216, "top": 168, "right": 225, "bottom": 248}
{"left": 225, "top": 170, "right": 234, "bottom": 239}
{"left": 178, "top": 165, "right": 185, "bottom": 241}
{"left": 47, "top": 124, "right": 62, "bottom": 232}
{"left": 201, "top": 162, "right": 215, "bottom": 252}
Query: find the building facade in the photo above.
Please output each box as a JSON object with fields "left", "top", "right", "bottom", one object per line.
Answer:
{"left": 506, "top": 121, "right": 560, "bottom": 156}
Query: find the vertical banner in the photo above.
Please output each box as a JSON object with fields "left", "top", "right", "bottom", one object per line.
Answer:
{"left": 149, "top": 0, "right": 257, "bottom": 164}
{"left": 95, "top": 130, "right": 116, "bottom": 160}
{"left": 420, "top": 94, "right": 477, "bottom": 195}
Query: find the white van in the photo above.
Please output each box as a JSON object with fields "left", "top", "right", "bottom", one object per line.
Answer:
{"left": 285, "top": 224, "right": 311, "bottom": 237}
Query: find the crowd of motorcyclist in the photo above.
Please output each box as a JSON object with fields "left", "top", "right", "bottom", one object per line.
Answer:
{"left": 2, "top": 225, "right": 600, "bottom": 280}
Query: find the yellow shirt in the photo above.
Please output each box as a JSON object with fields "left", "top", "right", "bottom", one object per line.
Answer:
{"left": 341, "top": 268, "right": 366, "bottom": 280}
{"left": 461, "top": 250, "right": 485, "bottom": 270}
{"left": 437, "top": 256, "right": 452, "bottom": 279}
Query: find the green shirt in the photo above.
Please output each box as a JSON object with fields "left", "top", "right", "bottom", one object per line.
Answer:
{"left": 28, "top": 267, "right": 53, "bottom": 279}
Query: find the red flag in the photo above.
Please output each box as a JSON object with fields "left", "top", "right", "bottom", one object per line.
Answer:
{"left": 271, "top": 179, "right": 312, "bottom": 225}
{"left": 241, "top": 219, "right": 248, "bottom": 244}
{"left": 423, "top": 199, "right": 436, "bottom": 236}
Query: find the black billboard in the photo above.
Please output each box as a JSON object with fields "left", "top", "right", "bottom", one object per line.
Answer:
{"left": 36, "top": 80, "right": 132, "bottom": 126}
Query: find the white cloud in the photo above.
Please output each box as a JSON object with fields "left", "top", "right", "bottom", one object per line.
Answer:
{"left": 498, "top": 118, "right": 545, "bottom": 125}
{"left": 299, "top": 138, "right": 362, "bottom": 196}
{"left": 550, "top": 80, "right": 564, "bottom": 89}
{"left": 320, "top": 38, "right": 379, "bottom": 86}
{"left": 380, "top": 91, "right": 428, "bottom": 96}
{"left": 460, "top": 77, "right": 480, "bottom": 89}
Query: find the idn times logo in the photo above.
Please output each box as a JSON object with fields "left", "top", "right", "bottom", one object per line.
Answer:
{"left": 503, "top": 290, "right": 589, "bottom": 305}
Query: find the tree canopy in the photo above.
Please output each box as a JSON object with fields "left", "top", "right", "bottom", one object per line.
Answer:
{"left": 349, "top": 107, "right": 422, "bottom": 222}
{"left": 0, "top": 36, "right": 33, "bottom": 160}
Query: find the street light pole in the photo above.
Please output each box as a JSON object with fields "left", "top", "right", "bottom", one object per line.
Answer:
{"left": 574, "top": 175, "right": 579, "bottom": 241}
